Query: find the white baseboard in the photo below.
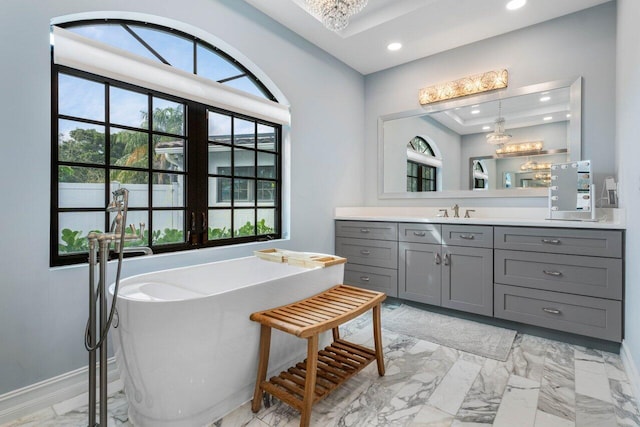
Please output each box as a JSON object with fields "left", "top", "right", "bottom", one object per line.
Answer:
{"left": 621, "top": 340, "right": 640, "bottom": 405}
{"left": 0, "top": 358, "right": 119, "bottom": 425}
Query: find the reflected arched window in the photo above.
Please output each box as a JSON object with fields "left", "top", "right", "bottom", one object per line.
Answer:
{"left": 406, "top": 136, "right": 440, "bottom": 192}
{"left": 473, "top": 160, "right": 489, "bottom": 190}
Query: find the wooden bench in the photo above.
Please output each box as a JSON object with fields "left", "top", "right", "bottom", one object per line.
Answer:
{"left": 250, "top": 284, "right": 386, "bottom": 427}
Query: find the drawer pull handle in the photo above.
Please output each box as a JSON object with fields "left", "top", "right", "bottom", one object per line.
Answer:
{"left": 543, "top": 270, "right": 563, "bottom": 277}
{"left": 360, "top": 250, "right": 371, "bottom": 255}
{"left": 459, "top": 234, "right": 475, "bottom": 240}
{"left": 542, "top": 307, "right": 562, "bottom": 315}
{"left": 413, "top": 231, "right": 426, "bottom": 237}
{"left": 360, "top": 229, "right": 370, "bottom": 233}
{"left": 360, "top": 276, "right": 370, "bottom": 282}
{"left": 542, "top": 238, "right": 561, "bottom": 245}
{"left": 443, "top": 253, "right": 450, "bottom": 266}
{"left": 434, "top": 253, "right": 441, "bottom": 265}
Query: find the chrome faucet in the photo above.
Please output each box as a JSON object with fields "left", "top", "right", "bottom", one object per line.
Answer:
{"left": 452, "top": 204, "right": 460, "bottom": 218}
{"left": 464, "top": 209, "right": 476, "bottom": 218}
{"left": 438, "top": 208, "right": 449, "bottom": 218}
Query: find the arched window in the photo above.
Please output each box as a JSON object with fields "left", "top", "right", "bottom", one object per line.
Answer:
{"left": 406, "top": 136, "right": 441, "bottom": 192}
{"left": 472, "top": 159, "right": 489, "bottom": 190}
{"left": 51, "top": 19, "right": 287, "bottom": 266}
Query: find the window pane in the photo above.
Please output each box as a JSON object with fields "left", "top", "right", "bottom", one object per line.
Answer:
{"left": 209, "top": 177, "right": 231, "bottom": 206}
{"left": 110, "top": 87, "right": 148, "bottom": 129}
{"left": 153, "top": 173, "right": 184, "bottom": 207}
{"left": 258, "top": 152, "right": 276, "bottom": 178}
{"left": 208, "top": 112, "right": 232, "bottom": 144}
{"left": 59, "top": 166, "right": 105, "bottom": 208}
{"left": 118, "top": 210, "right": 149, "bottom": 246}
{"left": 58, "top": 120, "right": 105, "bottom": 165}
{"left": 257, "top": 181, "right": 276, "bottom": 206}
{"left": 152, "top": 98, "right": 184, "bottom": 135}
{"left": 234, "top": 118, "right": 255, "bottom": 147}
{"left": 257, "top": 209, "right": 276, "bottom": 235}
{"left": 109, "top": 171, "right": 148, "bottom": 208}
{"left": 257, "top": 124, "right": 277, "bottom": 152}
{"left": 59, "top": 74, "right": 104, "bottom": 121}
{"left": 152, "top": 210, "right": 184, "bottom": 245}
{"left": 68, "top": 24, "right": 159, "bottom": 62}
{"left": 224, "top": 76, "right": 267, "bottom": 98}
{"left": 208, "top": 144, "right": 232, "bottom": 174}
{"left": 153, "top": 136, "right": 185, "bottom": 171}
{"left": 197, "top": 44, "right": 244, "bottom": 82}
{"left": 234, "top": 178, "right": 254, "bottom": 204}
{"left": 131, "top": 26, "right": 194, "bottom": 74}
{"left": 58, "top": 212, "right": 104, "bottom": 255}
{"left": 208, "top": 209, "right": 231, "bottom": 240}
{"left": 234, "top": 148, "right": 255, "bottom": 177}
{"left": 234, "top": 210, "right": 254, "bottom": 237}
{"left": 110, "top": 128, "right": 148, "bottom": 167}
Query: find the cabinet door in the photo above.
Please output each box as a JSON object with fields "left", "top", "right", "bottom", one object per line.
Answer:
{"left": 399, "top": 242, "right": 441, "bottom": 306}
{"left": 441, "top": 246, "right": 493, "bottom": 316}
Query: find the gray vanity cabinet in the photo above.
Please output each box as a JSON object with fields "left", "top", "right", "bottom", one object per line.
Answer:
{"left": 494, "top": 226, "right": 623, "bottom": 342}
{"left": 398, "top": 224, "right": 442, "bottom": 305}
{"left": 399, "top": 241, "right": 442, "bottom": 305}
{"left": 335, "top": 220, "right": 399, "bottom": 296}
{"left": 441, "top": 225, "right": 494, "bottom": 316}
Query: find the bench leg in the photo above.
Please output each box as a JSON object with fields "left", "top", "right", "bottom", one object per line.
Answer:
{"left": 332, "top": 326, "right": 340, "bottom": 341}
{"left": 300, "top": 335, "right": 318, "bottom": 427}
{"left": 252, "top": 325, "right": 272, "bottom": 413}
{"left": 373, "top": 304, "right": 385, "bottom": 376}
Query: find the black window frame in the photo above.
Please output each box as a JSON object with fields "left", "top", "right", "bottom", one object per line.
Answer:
{"left": 407, "top": 160, "right": 437, "bottom": 192}
{"left": 51, "top": 21, "right": 282, "bottom": 267}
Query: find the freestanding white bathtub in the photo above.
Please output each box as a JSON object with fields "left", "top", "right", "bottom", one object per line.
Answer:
{"left": 109, "top": 254, "right": 344, "bottom": 427}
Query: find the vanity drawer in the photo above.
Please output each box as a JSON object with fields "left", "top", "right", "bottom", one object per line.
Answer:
{"left": 494, "top": 250, "right": 622, "bottom": 299}
{"left": 494, "top": 284, "right": 622, "bottom": 342}
{"left": 335, "top": 220, "right": 397, "bottom": 241}
{"left": 494, "top": 227, "right": 622, "bottom": 258}
{"left": 398, "top": 223, "right": 441, "bottom": 244}
{"left": 344, "top": 264, "right": 398, "bottom": 297}
{"left": 442, "top": 225, "right": 493, "bottom": 248}
{"left": 335, "top": 237, "right": 398, "bottom": 269}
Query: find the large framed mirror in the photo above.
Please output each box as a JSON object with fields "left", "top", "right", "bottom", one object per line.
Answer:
{"left": 378, "top": 77, "right": 582, "bottom": 198}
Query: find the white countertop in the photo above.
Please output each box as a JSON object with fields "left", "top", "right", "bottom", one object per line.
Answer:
{"left": 335, "top": 207, "right": 626, "bottom": 229}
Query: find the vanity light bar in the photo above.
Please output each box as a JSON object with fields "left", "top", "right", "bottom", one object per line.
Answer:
{"left": 418, "top": 69, "right": 508, "bottom": 105}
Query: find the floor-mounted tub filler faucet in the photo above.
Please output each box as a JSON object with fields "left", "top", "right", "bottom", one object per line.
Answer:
{"left": 452, "top": 204, "right": 460, "bottom": 218}
{"left": 86, "top": 188, "right": 152, "bottom": 427}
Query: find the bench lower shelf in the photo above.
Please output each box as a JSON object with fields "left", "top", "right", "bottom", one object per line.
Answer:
{"left": 260, "top": 339, "right": 376, "bottom": 410}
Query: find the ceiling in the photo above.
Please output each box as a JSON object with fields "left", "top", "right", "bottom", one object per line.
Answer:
{"left": 243, "top": 0, "right": 612, "bottom": 75}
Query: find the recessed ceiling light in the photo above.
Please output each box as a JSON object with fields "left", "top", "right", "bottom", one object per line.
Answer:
{"left": 387, "top": 42, "right": 402, "bottom": 51}
{"left": 540, "top": 96, "right": 551, "bottom": 102}
{"left": 471, "top": 109, "right": 481, "bottom": 115}
{"left": 482, "top": 126, "right": 491, "bottom": 130}
{"left": 543, "top": 116, "right": 553, "bottom": 121}
{"left": 506, "top": 0, "right": 526, "bottom": 11}
{"left": 566, "top": 113, "right": 572, "bottom": 118}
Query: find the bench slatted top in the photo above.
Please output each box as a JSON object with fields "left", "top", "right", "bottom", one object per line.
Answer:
{"left": 250, "top": 284, "right": 386, "bottom": 338}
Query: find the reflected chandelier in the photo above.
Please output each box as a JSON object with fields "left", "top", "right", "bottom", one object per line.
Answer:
{"left": 486, "top": 101, "right": 512, "bottom": 145}
{"left": 305, "top": 0, "right": 368, "bottom": 32}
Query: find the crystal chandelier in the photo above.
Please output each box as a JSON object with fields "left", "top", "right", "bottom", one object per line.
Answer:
{"left": 305, "top": 0, "right": 368, "bottom": 32}
{"left": 486, "top": 101, "right": 512, "bottom": 145}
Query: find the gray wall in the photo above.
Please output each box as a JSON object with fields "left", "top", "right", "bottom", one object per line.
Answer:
{"left": 617, "top": 0, "right": 640, "bottom": 393}
{"left": 0, "top": 0, "right": 364, "bottom": 394}
{"left": 364, "top": 3, "right": 617, "bottom": 207}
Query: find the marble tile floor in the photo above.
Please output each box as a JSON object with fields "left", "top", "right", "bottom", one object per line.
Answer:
{"left": 4, "top": 303, "right": 640, "bottom": 427}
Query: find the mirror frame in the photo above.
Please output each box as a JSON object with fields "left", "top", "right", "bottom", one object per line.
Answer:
{"left": 377, "top": 77, "right": 582, "bottom": 199}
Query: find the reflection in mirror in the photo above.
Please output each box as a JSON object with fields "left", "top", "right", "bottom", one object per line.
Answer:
{"left": 379, "top": 78, "right": 582, "bottom": 197}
